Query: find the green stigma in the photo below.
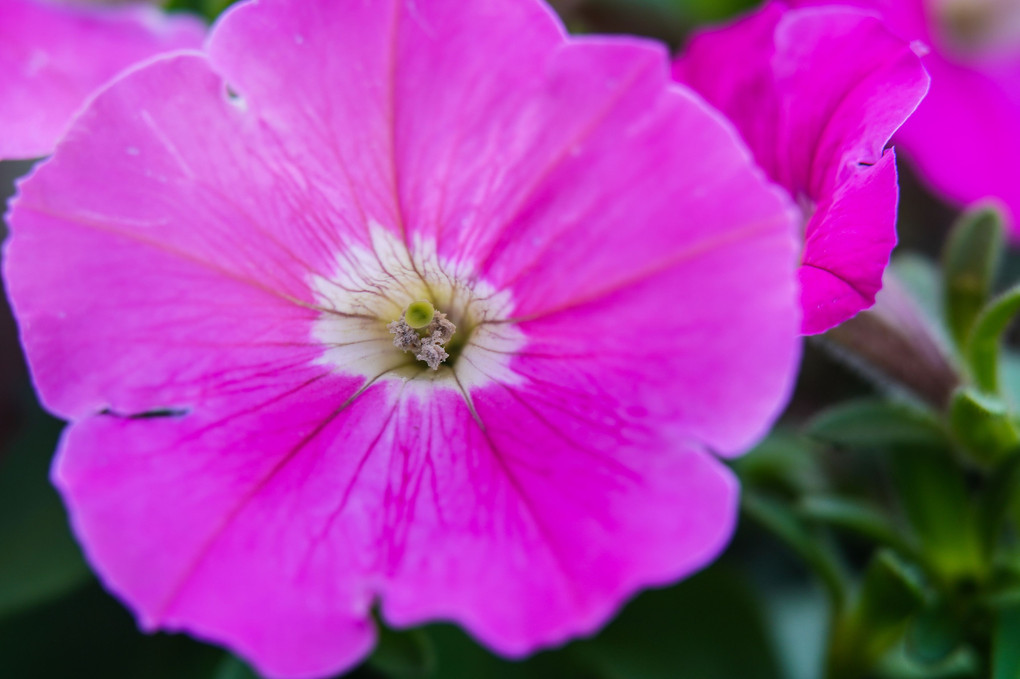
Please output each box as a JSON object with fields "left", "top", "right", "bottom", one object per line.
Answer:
{"left": 404, "top": 300, "right": 435, "bottom": 329}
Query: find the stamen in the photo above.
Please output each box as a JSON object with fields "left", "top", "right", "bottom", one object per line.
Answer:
{"left": 387, "top": 304, "right": 457, "bottom": 370}
{"left": 429, "top": 312, "right": 456, "bottom": 345}
{"left": 417, "top": 338, "right": 450, "bottom": 370}
{"left": 388, "top": 316, "right": 421, "bottom": 352}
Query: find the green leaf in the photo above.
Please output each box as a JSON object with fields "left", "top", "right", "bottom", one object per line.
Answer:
{"left": 163, "top": 0, "right": 205, "bottom": 15}
{"left": 0, "top": 414, "right": 90, "bottom": 619}
{"left": 202, "top": 0, "right": 238, "bottom": 19}
{"left": 369, "top": 625, "right": 434, "bottom": 679}
{"left": 422, "top": 625, "right": 585, "bottom": 679}
{"left": 1000, "top": 352, "right": 1020, "bottom": 409}
{"left": 988, "top": 577, "right": 1020, "bottom": 609}
{"left": 993, "top": 605, "right": 1020, "bottom": 679}
{"left": 891, "top": 254, "right": 948, "bottom": 336}
{"left": 966, "top": 285, "right": 1020, "bottom": 394}
{"left": 570, "top": 567, "right": 784, "bottom": 679}
{"left": 858, "top": 551, "right": 927, "bottom": 625}
{"left": 212, "top": 657, "right": 261, "bottom": 679}
{"left": 879, "top": 643, "right": 979, "bottom": 678}
{"left": 807, "top": 399, "right": 947, "bottom": 451}
{"left": 949, "top": 387, "right": 1020, "bottom": 465}
{"left": 827, "top": 551, "right": 927, "bottom": 679}
{"left": 423, "top": 567, "right": 785, "bottom": 679}
{"left": 976, "top": 456, "right": 1020, "bottom": 559}
{"left": 743, "top": 492, "right": 847, "bottom": 609}
{"left": 906, "top": 601, "right": 965, "bottom": 667}
{"left": 584, "top": 0, "right": 756, "bottom": 26}
{"left": 664, "top": 0, "right": 757, "bottom": 21}
{"left": 732, "top": 430, "right": 822, "bottom": 496}
{"left": 799, "top": 495, "right": 916, "bottom": 557}
{"left": 163, "top": 0, "right": 236, "bottom": 21}
{"left": 890, "top": 449, "right": 985, "bottom": 582}
{"left": 761, "top": 585, "right": 829, "bottom": 679}
{"left": 943, "top": 206, "right": 1006, "bottom": 351}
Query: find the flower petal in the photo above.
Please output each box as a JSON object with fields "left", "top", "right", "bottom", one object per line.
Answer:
{"left": 53, "top": 379, "right": 385, "bottom": 679}
{"left": 676, "top": 2, "right": 929, "bottom": 334}
{"left": 0, "top": 0, "right": 205, "bottom": 159}
{"left": 769, "top": 7, "right": 929, "bottom": 200}
{"left": 896, "top": 53, "right": 1020, "bottom": 225}
{"left": 5, "top": 0, "right": 803, "bottom": 676}
{"left": 791, "top": 0, "right": 1020, "bottom": 228}
{"left": 383, "top": 387, "right": 739, "bottom": 655}
{"left": 507, "top": 208, "right": 801, "bottom": 456}
{"left": 672, "top": 3, "right": 786, "bottom": 185}
{"left": 800, "top": 150, "right": 900, "bottom": 334}
{"left": 789, "top": 0, "right": 932, "bottom": 42}
{"left": 54, "top": 373, "right": 738, "bottom": 678}
{"left": 5, "top": 55, "right": 381, "bottom": 421}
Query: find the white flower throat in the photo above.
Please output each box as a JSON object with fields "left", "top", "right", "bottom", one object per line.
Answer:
{"left": 308, "top": 223, "right": 526, "bottom": 392}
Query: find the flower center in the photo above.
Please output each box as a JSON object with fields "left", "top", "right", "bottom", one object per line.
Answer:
{"left": 308, "top": 223, "right": 527, "bottom": 391}
{"left": 388, "top": 301, "right": 458, "bottom": 370}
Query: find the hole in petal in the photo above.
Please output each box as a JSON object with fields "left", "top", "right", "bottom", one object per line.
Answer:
{"left": 100, "top": 407, "right": 190, "bottom": 420}
{"left": 222, "top": 84, "right": 247, "bottom": 111}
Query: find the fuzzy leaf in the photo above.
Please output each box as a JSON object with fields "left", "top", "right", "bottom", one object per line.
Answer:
{"left": 993, "top": 606, "right": 1020, "bottom": 679}
{"left": 370, "top": 626, "right": 435, "bottom": 679}
{"left": 890, "top": 450, "right": 984, "bottom": 582}
{"left": 807, "top": 399, "right": 947, "bottom": 451}
{"left": 949, "top": 387, "right": 1020, "bottom": 465}
{"left": 211, "top": 657, "right": 261, "bottom": 679}
{"left": 943, "top": 206, "right": 1006, "bottom": 351}
{"left": 743, "top": 492, "right": 847, "bottom": 609}
{"left": 906, "top": 601, "right": 965, "bottom": 667}
{"left": 967, "top": 286, "right": 1020, "bottom": 395}
{"left": 799, "top": 496, "right": 915, "bottom": 556}
{"left": 827, "top": 551, "right": 926, "bottom": 679}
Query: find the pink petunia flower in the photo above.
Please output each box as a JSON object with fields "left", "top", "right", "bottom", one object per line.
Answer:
{"left": 789, "top": 0, "right": 1020, "bottom": 228}
{"left": 675, "top": 1, "right": 930, "bottom": 335}
{"left": 3, "top": 0, "right": 802, "bottom": 676}
{"left": 0, "top": 0, "right": 205, "bottom": 160}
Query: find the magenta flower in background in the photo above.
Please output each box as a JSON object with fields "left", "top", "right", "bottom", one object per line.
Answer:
{"left": 3, "top": 0, "right": 802, "bottom": 676}
{"left": 791, "top": 0, "right": 1020, "bottom": 227}
{"left": 0, "top": 0, "right": 204, "bottom": 160}
{"left": 675, "top": 1, "right": 929, "bottom": 335}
